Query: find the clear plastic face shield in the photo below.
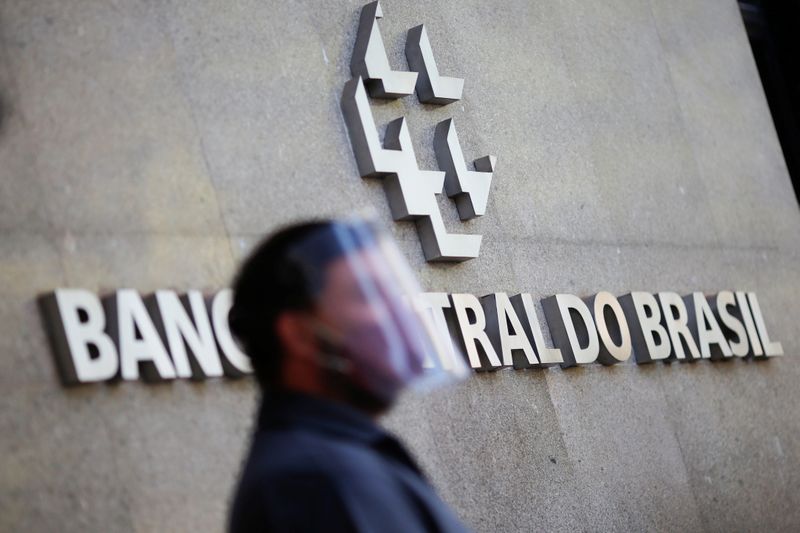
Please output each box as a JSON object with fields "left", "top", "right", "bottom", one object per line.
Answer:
{"left": 285, "top": 217, "right": 470, "bottom": 404}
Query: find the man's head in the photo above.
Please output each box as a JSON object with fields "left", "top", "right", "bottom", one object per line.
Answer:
{"left": 228, "top": 219, "right": 430, "bottom": 412}
{"left": 227, "top": 221, "right": 329, "bottom": 392}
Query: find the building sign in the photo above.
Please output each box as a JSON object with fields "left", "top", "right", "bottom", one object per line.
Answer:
{"left": 35, "top": 3, "right": 787, "bottom": 386}
{"left": 342, "top": 1, "right": 495, "bottom": 262}
{"left": 39, "top": 288, "right": 782, "bottom": 385}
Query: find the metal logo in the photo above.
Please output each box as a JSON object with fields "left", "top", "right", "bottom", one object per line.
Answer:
{"left": 341, "top": 1, "right": 495, "bottom": 262}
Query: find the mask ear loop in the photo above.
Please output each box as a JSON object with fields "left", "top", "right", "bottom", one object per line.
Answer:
{"left": 307, "top": 317, "right": 397, "bottom": 409}
{"left": 311, "top": 314, "right": 414, "bottom": 403}
{"left": 309, "top": 319, "right": 355, "bottom": 375}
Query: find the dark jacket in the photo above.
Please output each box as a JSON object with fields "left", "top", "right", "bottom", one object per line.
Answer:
{"left": 229, "top": 391, "right": 471, "bottom": 533}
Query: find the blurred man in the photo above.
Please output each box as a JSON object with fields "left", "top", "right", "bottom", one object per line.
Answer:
{"left": 227, "top": 218, "right": 471, "bottom": 532}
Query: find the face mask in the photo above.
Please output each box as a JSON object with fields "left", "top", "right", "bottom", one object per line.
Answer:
{"left": 310, "top": 318, "right": 419, "bottom": 404}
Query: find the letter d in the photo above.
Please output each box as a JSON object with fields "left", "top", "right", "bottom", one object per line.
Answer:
{"left": 541, "top": 294, "right": 599, "bottom": 368}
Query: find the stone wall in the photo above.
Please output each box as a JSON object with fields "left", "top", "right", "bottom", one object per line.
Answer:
{"left": 1, "top": 0, "right": 799, "bottom": 531}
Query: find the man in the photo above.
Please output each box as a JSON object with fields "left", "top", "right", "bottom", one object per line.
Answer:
{"left": 227, "top": 218, "right": 471, "bottom": 532}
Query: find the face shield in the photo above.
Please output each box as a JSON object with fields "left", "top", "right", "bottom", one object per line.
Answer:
{"left": 284, "top": 217, "right": 470, "bottom": 403}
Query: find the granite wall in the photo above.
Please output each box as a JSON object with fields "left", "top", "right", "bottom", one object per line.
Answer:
{"left": 1, "top": 0, "right": 799, "bottom": 531}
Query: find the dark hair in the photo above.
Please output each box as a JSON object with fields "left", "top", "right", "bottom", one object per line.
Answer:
{"left": 228, "top": 220, "right": 333, "bottom": 390}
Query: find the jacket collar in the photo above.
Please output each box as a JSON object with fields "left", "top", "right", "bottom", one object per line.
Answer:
{"left": 257, "top": 390, "right": 387, "bottom": 446}
{"left": 257, "top": 390, "right": 425, "bottom": 476}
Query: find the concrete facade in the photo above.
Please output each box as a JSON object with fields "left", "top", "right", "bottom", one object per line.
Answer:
{"left": 1, "top": 0, "right": 799, "bottom": 531}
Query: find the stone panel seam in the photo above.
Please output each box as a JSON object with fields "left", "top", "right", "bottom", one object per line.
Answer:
{"left": 156, "top": 4, "right": 238, "bottom": 273}
{"left": 652, "top": 365, "right": 711, "bottom": 533}
{"left": 643, "top": 0, "right": 724, "bottom": 254}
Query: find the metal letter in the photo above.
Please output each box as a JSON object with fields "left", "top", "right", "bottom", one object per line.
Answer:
{"left": 685, "top": 292, "right": 731, "bottom": 360}
{"left": 509, "top": 293, "right": 564, "bottom": 366}
{"left": 405, "top": 24, "right": 464, "bottom": 104}
{"left": 656, "top": 292, "right": 702, "bottom": 361}
{"left": 414, "top": 292, "right": 461, "bottom": 370}
{"left": 152, "top": 290, "right": 224, "bottom": 379}
{"left": 110, "top": 289, "right": 176, "bottom": 381}
{"left": 449, "top": 293, "right": 501, "bottom": 370}
{"left": 713, "top": 291, "right": 749, "bottom": 357}
{"left": 341, "top": 77, "right": 482, "bottom": 260}
{"left": 39, "top": 289, "right": 119, "bottom": 385}
{"left": 209, "top": 290, "right": 253, "bottom": 377}
{"left": 350, "top": 1, "right": 417, "bottom": 98}
{"left": 588, "top": 292, "right": 632, "bottom": 365}
{"left": 734, "top": 291, "right": 764, "bottom": 357}
{"left": 434, "top": 119, "right": 495, "bottom": 220}
{"left": 747, "top": 292, "right": 784, "bottom": 357}
{"left": 619, "top": 292, "right": 671, "bottom": 363}
{"left": 481, "top": 293, "right": 538, "bottom": 368}
{"left": 541, "top": 294, "right": 599, "bottom": 368}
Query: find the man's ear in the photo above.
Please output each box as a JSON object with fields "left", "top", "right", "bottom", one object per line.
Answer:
{"left": 275, "top": 311, "right": 317, "bottom": 360}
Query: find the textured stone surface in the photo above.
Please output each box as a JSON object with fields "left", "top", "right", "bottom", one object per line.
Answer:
{"left": 1, "top": 0, "right": 799, "bottom": 531}
{"left": 385, "top": 371, "right": 591, "bottom": 533}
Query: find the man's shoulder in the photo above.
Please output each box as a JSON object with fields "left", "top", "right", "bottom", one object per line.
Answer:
{"left": 230, "top": 428, "right": 364, "bottom": 532}
{"left": 231, "top": 426, "right": 395, "bottom": 531}
{"left": 231, "top": 424, "right": 471, "bottom": 533}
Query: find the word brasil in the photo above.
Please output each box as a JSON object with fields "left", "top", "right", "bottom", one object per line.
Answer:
{"left": 40, "top": 289, "right": 783, "bottom": 385}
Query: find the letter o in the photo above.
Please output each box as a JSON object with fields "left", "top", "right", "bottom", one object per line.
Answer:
{"left": 593, "top": 292, "right": 632, "bottom": 364}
